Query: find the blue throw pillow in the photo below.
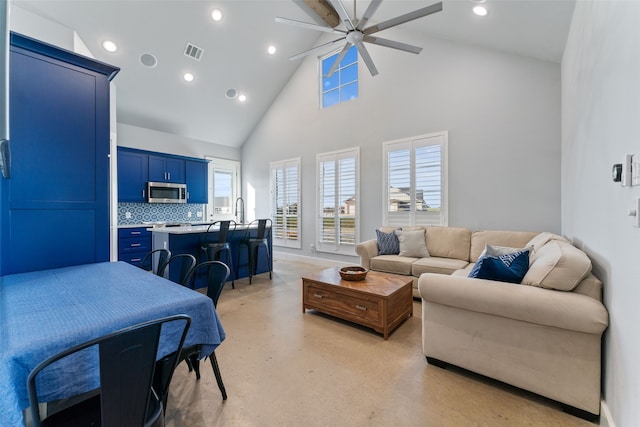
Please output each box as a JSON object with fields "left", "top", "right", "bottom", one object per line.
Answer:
{"left": 468, "top": 249, "right": 530, "bottom": 284}
{"left": 376, "top": 229, "right": 400, "bottom": 255}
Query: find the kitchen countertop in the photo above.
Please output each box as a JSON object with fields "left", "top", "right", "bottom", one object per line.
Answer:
{"left": 148, "top": 223, "right": 264, "bottom": 234}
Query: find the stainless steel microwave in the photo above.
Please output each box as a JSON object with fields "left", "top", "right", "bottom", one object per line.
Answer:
{"left": 147, "top": 182, "right": 187, "bottom": 203}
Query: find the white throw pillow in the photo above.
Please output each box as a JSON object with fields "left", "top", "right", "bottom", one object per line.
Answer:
{"left": 396, "top": 229, "right": 429, "bottom": 258}
{"left": 479, "top": 244, "right": 534, "bottom": 264}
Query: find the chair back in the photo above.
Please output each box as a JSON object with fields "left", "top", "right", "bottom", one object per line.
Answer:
{"left": 204, "top": 220, "right": 236, "bottom": 245}
{"left": 183, "top": 261, "right": 230, "bottom": 306}
{"left": 138, "top": 249, "right": 171, "bottom": 275}
{"left": 27, "top": 315, "right": 191, "bottom": 427}
{"left": 245, "top": 218, "right": 272, "bottom": 241}
{"left": 158, "top": 254, "right": 197, "bottom": 287}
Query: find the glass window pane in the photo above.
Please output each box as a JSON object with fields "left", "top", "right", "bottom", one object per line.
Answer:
{"left": 323, "top": 89, "right": 339, "bottom": 108}
{"left": 323, "top": 73, "right": 339, "bottom": 91}
{"left": 341, "top": 64, "right": 357, "bottom": 85}
{"left": 343, "top": 46, "right": 358, "bottom": 65}
{"left": 340, "top": 82, "right": 358, "bottom": 102}
{"left": 322, "top": 53, "right": 338, "bottom": 76}
{"left": 213, "top": 169, "right": 232, "bottom": 214}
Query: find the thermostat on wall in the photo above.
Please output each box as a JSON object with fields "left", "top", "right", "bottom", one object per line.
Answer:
{"left": 612, "top": 163, "right": 623, "bottom": 182}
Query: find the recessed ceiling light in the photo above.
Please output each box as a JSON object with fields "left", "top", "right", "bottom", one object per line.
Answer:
{"left": 267, "top": 45, "right": 277, "bottom": 55}
{"left": 140, "top": 53, "right": 157, "bottom": 68}
{"left": 473, "top": 6, "right": 488, "bottom": 16}
{"left": 102, "top": 40, "right": 118, "bottom": 53}
{"left": 183, "top": 73, "right": 195, "bottom": 82}
{"left": 211, "top": 8, "right": 223, "bottom": 21}
{"left": 238, "top": 94, "right": 247, "bottom": 102}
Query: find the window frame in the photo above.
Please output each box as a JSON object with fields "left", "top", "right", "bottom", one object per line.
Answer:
{"left": 316, "top": 147, "right": 360, "bottom": 255}
{"left": 382, "top": 131, "right": 448, "bottom": 228}
{"left": 270, "top": 157, "right": 301, "bottom": 249}
{"left": 319, "top": 45, "right": 359, "bottom": 109}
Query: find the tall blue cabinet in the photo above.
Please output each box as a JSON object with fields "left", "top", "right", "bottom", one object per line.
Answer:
{"left": 0, "top": 33, "right": 119, "bottom": 275}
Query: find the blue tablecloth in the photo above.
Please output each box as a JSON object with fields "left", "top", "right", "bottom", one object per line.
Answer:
{"left": 0, "top": 261, "right": 225, "bottom": 427}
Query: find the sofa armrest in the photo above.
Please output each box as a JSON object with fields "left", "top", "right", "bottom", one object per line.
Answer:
{"left": 418, "top": 273, "right": 608, "bottom": 335}
{"left": 356, "top": 239, "right": 378, "bottom": 269}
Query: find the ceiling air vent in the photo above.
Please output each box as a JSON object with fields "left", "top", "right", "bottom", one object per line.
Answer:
{"left": 184, "top": 43, "right": 204, "bottom": 61}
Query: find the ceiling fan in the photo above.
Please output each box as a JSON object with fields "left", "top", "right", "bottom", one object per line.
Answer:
{"left": 276, "top": 0, "right": 443, "bottom": 77}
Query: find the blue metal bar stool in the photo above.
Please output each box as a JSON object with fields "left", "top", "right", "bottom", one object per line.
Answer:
{"left": 236, "top": 219, "right": 272, "bottom": 284}
{"left": 199, "top": 220, "right": 236, "bottom": 288}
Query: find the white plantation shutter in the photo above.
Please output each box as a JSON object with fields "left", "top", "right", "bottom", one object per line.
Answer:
{"left": 270, "top": 158, "right": 301, "bottom": 248}
{"left": 383, "top": 132, "right": 448, "bottom": 227}
{"left": 317, "top": 148, "right": 359, "bottom": 254}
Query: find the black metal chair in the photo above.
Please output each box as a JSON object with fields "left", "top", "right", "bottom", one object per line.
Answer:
{"left": 180, "top": 260, "right": 230, "bottom": 400}
{"left": 27, "top": 315, "right": 191, "bottom": 427}
{"left": 199, "top": 220, "right": 236, "bottom": 288}
{"left": 237, "top": 218, "right": 272, "bottom": 284}
{"left": 138, "top": 249, "right": 171, "bottom": 276}
{"left": 158, "top": 254, "right": 196, "bottom": 287}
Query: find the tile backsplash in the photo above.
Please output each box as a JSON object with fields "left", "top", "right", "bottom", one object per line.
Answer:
{"left": 118, "top": 203, "right": 206, "bottom": 225}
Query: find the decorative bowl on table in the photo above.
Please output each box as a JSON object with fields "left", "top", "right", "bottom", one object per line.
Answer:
{"left": 339, "top": 266, "right": 368, "bottom": 281}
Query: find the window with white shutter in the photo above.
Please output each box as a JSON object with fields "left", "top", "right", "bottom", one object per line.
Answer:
{"left": 270, "top": 158, "right": 301, "bottom": 248}
{"left": 383, "top": 132, "right": 448, "bottom": 227}
{"left": 317, "top": 148, "right": 359, "bottom": 255}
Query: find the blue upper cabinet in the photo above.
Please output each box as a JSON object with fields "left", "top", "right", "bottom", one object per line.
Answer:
{"left": 186, "top": 159, "right": 208, "bottom": 204}
{"left": 1, "top": 33, "right": 119, "bottom": 276}
{"left": 118, "top": 148, "right": 148, "bottom": 202}
{"left": 149, "top": 155, "right": 185, "bottom": 183}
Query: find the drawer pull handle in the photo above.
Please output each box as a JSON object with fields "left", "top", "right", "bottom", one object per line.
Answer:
{"left": 355, "top": 305, "right": 367, "bottom": 311}
{"left": 313, "top": 293, "right": 323, "bottom": 299}
{"left": 131, "top": 231, "right": 141, "bottom": 235}
{"left": 131, "top": 258, "right": 142, "bottom": 262}
{"left": 131, "top": 243, "right": 141, "bottom": 247}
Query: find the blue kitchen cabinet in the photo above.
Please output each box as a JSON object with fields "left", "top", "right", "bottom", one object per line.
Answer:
{"left": 117, "top": 148, "right": 148, "bottom": 202}
{"left": 118, "top": 227, "right": 152, "bottom": 265}
{"left": 149, "top": 154, "right": 185, "bottom": 183}
{"left": 185, "top": 159, "right": 208, "bottom": 204}
{"left": 0, "top": 33, "right": 119, "bottom": 275}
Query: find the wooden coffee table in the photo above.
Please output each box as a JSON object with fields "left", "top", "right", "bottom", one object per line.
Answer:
{"left": 302, "top": 267, "right": 413, "bottom": 340}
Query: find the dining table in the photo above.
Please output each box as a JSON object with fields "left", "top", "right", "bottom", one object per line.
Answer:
{"left": 0, "top": 261, "right": 226, "bottom": 427}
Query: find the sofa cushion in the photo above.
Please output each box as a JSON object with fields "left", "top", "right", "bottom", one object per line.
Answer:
{"left": 526, "top": 232, "right": 569, "bottom": 255}
{"left": 412, "top": 257, "right": 469, "bottom": 276}
{"left": 469, "top": 230, "right": 538, "bottom": 262}
{"left": 370, "top": 255, "right": 417, "bottom": 276}
{"left": 396, "top": 229, "right": 429, "bottom": 257}
{"left": 376, "top": 229, "right": 400, "bottom": 255}
{"left": 468, "top": 249, "right": 530, "bottom": 284}
{"left": 425, "top": 226, "right": 471, "bottom": 261}
{"left": 522, "top": 240, "right": 591, "bottom": 291}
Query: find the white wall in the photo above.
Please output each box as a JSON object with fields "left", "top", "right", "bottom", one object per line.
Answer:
{"left": 118, "top": 123, "right": 240, "bottom": 161}
{"left": 242, "top": 30, "right": 561, "bottom": 262}
{"left": 562, "top": 2, "right": 640, "bottom": 425}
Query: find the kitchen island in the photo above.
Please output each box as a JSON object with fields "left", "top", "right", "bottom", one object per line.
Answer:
{"left": 150, "top": 223, "right": 272, "bottom": 287}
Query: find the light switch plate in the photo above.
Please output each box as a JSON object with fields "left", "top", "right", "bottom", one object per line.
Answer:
{"left": 632, "top": 154, "right": 640, "bottom": 186}
{"left": 622, "top": 154, "right": 633, "bottom": 186}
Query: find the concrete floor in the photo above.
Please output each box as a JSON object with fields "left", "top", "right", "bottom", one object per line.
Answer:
{"left": 164, "top": 260, "right": 596, "bottom": 427}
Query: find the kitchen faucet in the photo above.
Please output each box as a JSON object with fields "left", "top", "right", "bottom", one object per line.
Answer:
{"left": 234, "top": 197, "right": 245, "bottom": 224}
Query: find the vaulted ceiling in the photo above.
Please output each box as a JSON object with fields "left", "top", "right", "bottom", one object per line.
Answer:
{"left": 13, "top": 0, "right": 576, "bottom": 148}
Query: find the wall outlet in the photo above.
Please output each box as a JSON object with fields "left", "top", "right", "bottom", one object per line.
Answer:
{"left": 187, "top": 211, "right": 192, "bottom": 218}
{"left": 125, "top": 211, "right": 131, "bottom": 219}
{"left": 632, "top": 154, "right": 640, "bottom": 186}
{"left": 196, "top": 211, "right": 202, "bottom": 218}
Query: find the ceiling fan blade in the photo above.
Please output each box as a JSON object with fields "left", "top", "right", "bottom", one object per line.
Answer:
{"left": 328, "top": 0, "right": 356, "bottom": 31}
{"left": 354, "top": 41, "right": 379, "bottom": 76}
{"left": 356, "top": 0, "right": 383, "bottom": 31}
{"left": 363, "top": 35, "right": 422, "bottom": 54}
{"left": 325, "top": 42, "right": 352, "bottom": 78}
{"left": 288, "top": 37, "right": 346, "bottom": 61}
{"left": 275, "top": 16, "right": 345, "bottom": 34}
{"left": 364, "top": 1, "right": 443, "bottom": 35}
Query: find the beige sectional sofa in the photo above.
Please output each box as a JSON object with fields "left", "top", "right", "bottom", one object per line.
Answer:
{"left": 356, "top": 226, "right": 609, "bottom": 417}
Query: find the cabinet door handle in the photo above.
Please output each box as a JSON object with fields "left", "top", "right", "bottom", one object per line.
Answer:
{"left": 142, "top": 189, "right": 146, "bottom": 198}
{"left": 131, "top": 243, "right": 141, "bottom": 247}
{"left": 130, "top": 231, "right": 141, "bottom": 235}
{"left": 355, "top": 305, "right": 367, "bottom": 311}
{"left": 167, "top": 172, "right": 171, "bottom": 181}
{"left": 313, "top": 293, "right": 323, "bottom": 299}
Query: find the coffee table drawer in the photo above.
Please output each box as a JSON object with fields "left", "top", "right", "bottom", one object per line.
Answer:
{"left": 305, "top": 284, "right": 380, "bottom": 322}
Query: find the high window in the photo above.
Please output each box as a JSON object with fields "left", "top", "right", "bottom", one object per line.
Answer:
{"left": 320, "top": 46, "right": 358, "bottom": 108}
{"left": 383, "top": 131, "right": 448, "bottom": 227}
{"left": 317, "top": 147, "right": 359, "bottom": 254}
{"left": 206, "top": 157, "right": 240, "bottom": 222}
{"left": 270, "top": 158, "right": 301, "bottom": 248}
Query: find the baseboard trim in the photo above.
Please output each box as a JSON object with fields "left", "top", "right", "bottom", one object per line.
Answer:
{"left": 273, "top": 251, "right": 355, "bottom": 268}
{"left": 600, "top": 399, "right": 615, "bottom": 427}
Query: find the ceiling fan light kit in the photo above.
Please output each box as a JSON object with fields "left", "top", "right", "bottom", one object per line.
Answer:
{"left": 277, "top": 0, "right": 443, "bottom": 77}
